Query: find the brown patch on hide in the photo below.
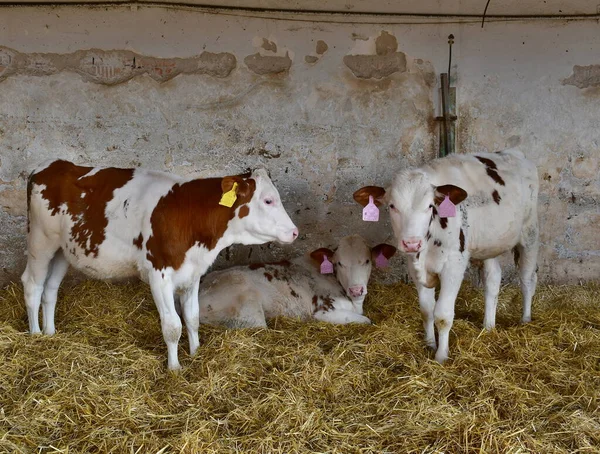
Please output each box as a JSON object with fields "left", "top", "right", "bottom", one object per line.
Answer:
{"left": 320, "top": 295, "right": 335, "bottom": 312}
{"left": 434, "top": 239, "right": 442, "bottom": 247}
{"left": 145, "top": 173, "right": 256, "bottom": 271}
{"left": 312, "top": 295, "right": 318, "bottom": 308}
{"left": 264, "top": 272, "right": 274, "bottom": 282}
{"left": 476, "top": 156, "right": 505, "bottom": 186}
{"left": 439, "top": 217, "right": 448, "bottom": 229}
{"left": 459, "top": 229, "right": 465, "bottom": 253}
{"left": 32, "top": 160, "right": 134, "bottom": 257}
{"left": 238, "top": 205, "right": 250, "bottom": 219}
{"left": 492, "top": 190, "right": 501, "bottom": 205}
{"left": 133, "top": 233, "right": 144, "bottom": 249}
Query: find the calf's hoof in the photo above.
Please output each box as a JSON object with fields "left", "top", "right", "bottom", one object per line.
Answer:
{"left": 434, "top": 351, "right": 449, "bottom": 364}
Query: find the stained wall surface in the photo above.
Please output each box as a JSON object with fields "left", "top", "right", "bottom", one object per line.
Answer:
{"left": 0, "top": 6, "right": 598, "bottom": 285}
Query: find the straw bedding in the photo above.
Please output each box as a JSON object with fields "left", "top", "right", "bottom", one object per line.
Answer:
{"left": 0, "top": 279, "right": 599, "bottom": 453}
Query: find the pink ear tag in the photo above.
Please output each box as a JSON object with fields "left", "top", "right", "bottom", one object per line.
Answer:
{"left": 320, "top": 256, "right": 334, "bottom": 274}
{"left": 375, "top": 251, "right": 389, "bottom": 268}
{"left": 362, "top": 196, "right": 379, "bottom": 222}
{"left": 438, "top": 195, "right": 456, "bottom": 218}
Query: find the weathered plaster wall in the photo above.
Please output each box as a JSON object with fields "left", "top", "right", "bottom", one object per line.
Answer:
{"left": 0, "top": 6, "right": 598, "bottom": 285}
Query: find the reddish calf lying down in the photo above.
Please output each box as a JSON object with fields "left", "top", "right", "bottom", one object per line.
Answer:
{"left": 22, "top": 160, "right": 298, "bottom": 370}
{"left": 198, "top": 235, "right": 396, "bottom": 327}
{"left": 354, "top": 149, "right": 539, "bottom": 363}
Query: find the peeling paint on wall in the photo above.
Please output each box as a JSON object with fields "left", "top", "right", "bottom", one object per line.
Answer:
{"left": 244, "top": 52, "right": 292, "bottom": 75}
{"left": 316, "top": 40, "right": 328, "bottom": 55}
{"left": 562, "top": 64, "right": 600, "bottom": 89}
{"left": 343, "top": 32, "right": 408, "bottom": 79}
{"left": 261, "top": 38, "right": 278, "bottom": 53}
{"left": 305, "top": 40, "right": 328, "bottom": 65}
{"left": 0, "top": 47, "right": 236, "bottom": 84}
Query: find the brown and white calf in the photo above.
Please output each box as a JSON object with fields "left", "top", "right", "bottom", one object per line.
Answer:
{"left": 198, "top": 235, "right": 396, "bottom": 327}
{"left": 22, "top": 159, "right": 298, "bottom": 370}
{"left": 354, "top": 149, "right": 539, "bottom": 363}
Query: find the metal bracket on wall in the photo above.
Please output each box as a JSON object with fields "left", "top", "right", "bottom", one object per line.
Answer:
{"left": 435, "top": 34, "right": 457, "bottom": 157}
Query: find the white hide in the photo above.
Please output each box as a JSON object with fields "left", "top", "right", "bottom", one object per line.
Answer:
{"left": 22, "top": 160, "right": 297, "bottom": 370}
{"left": 357, "top": 149, "right": 539, "bottom": 364}
{"left": 198, "top": 235, "right": 395, "bottom": 328}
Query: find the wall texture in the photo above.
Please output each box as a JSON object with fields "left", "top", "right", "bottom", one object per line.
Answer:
{"left": 0, "top": 6, "right": 598, "bottom": 285}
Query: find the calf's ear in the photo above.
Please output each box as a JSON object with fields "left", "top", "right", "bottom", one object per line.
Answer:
{"left": 221, "top": 175, "right": 256, "bottom": 204}
{"left": 434, "top": 184, "right": 468, "bottom": 206}
{"left": 353, "top": 186, "right": 386, "bottom": 207}
{"left": 371, "top": 244, "right": 397, "bottom": 260}
{"left": 310, "top": 248, "right": 335, "bottom": 268}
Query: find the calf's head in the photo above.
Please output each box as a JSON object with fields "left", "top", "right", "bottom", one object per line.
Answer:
{"left": 224, "top": 168, "right": 298, "bottom": 245}
{"left": 354, "top": 172, "right": 467, "bottom": 254}
{"left": 310, "top": 235, "right": 396, "bottom": 304}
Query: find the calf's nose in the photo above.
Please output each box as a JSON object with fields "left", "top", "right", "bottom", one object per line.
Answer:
{"left": 349, "top": 285, "right": 364, "bottom": 297}
{"left": 292, "top": 228, "right": 299, "bottom": 240}
{"left": 401, "top": 238, "right": 422, "bottom": 253}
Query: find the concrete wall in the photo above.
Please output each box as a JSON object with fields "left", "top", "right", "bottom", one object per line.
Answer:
{"left": 0, "top": 6, "right": 598, "bottom": 285}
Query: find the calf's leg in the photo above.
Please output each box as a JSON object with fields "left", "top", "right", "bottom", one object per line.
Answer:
{"left": 408, "top": 262, "right": 437, "bottom": 350}
{"left": 314, "top": 309, "right": 371, "bottom": 325}
{"left": 482, "top": 258, "right": 501, "bottom": 330}
{"left": 515, "top": 238, "right": 538, "bottom": 324}
{"left": 435, "top": 262, "right": 467, "bottom": 363}
{"left": 149, "top": 273, "right": 182, "bottom": 371}
{"left": 180, "top": 281, "right": 200, "bottom": 357}
{"left": 41, "top": 250, "right": 70, "bottom": 335}
{"left": 417, "top": 285, "right": 437, "bottom": 349}
{"left": 21, "top": 230, "right": 59, "bottom": 335}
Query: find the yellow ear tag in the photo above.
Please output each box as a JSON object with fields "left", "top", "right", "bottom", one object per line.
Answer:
{"left": 219, "top": 182, "right": 238, "bottom": 207}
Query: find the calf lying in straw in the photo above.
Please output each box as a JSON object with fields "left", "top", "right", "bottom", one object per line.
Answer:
{"left": 198, "top": 235, "right": 396, "bottom": 327}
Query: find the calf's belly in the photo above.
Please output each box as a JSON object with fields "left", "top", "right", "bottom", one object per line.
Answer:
{"left": 62, "top": 238, "right": 140, "bottom": 280}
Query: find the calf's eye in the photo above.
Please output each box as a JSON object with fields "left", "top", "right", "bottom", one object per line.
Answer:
{"left": 265, "top": 199, "right": 273, "bottom": 205}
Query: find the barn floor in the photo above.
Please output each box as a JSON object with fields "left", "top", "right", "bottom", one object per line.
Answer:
{"left": 0, "top": 280, "right": 599, "bottom": 453}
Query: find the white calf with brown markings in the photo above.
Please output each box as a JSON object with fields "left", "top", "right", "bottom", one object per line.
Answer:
{"left": 22, "top": 160, "right": 298, "bottom": 370}
{"left": 354, "top": 149, "right": 539, "bottom": 363}
{"left": 198, "top": 235, "right": 396, "bottom": 327}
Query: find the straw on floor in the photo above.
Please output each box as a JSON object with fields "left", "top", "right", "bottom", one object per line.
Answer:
{"left": 1, "top": 279, "right": 599, "bottom": 453}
